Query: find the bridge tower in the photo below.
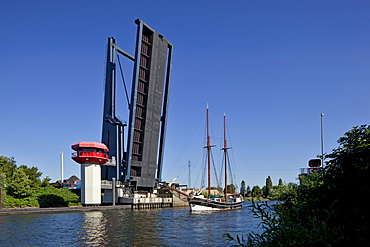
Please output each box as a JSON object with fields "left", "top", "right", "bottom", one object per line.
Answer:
{"left": 72, "top": 141, "right": 109, "bottom": 205}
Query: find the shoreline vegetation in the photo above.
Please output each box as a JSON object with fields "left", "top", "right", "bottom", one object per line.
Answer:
{"left": 0, "top": 155, "right": 271, "bottom": 210}
{"left": 0, "top": 155, "right": 283, "bottom": 210}
{"left": 227, "top": 124, "right": 370, "bottom": 246}
{"left": 0, "top": 156, "right": 80, "bottom": 209}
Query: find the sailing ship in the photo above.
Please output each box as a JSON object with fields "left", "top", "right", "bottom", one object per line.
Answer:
{"left": 188, "top": 104, "right": 243, "bottom": 211}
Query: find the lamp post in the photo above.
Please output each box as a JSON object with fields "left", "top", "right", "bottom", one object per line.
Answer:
{"left": 321, "top": 113, "right": 325, "bottom": 168}
{"left": 60, "top": 152, "right": 64, "bottom": 186}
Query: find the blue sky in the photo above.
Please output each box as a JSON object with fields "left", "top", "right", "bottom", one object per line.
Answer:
{"left": 1, "top": 1, "right": 369, "bottom": 188}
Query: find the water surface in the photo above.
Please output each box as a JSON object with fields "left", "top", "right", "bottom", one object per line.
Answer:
{"left": 0, "top": 201, "right": 264, "bottom": 246}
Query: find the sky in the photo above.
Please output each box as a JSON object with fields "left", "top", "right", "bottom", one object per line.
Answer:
{"left": 1, "top": 1, "right": 369, "bottom": 189}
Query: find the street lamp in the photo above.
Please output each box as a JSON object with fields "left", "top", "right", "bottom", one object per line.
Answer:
{"left": 321, "top": 113, "right": 325, "bottom": 168}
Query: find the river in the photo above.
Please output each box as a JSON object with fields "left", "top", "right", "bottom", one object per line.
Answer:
{"left": 0, "top": 201, "right": 264, "bottom": 246}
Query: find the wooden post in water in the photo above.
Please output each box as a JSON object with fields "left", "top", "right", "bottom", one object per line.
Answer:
{"left": 112, "top": 177, "right": 116, "bottom": 206}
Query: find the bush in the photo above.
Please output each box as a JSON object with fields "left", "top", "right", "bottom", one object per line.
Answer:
{"left": 34, "top": 187, "right": 80, "bottom": 207}
{"left": 37, "top": 194, "right": 66, "bottom": 208}
{"left": 226, "top": 200, "right": 338, "bottom": 246}
{"left": 227, "top": 125, "right": 370, "bottom": 246}
{"left": 5, "top": 195, "right": 39, "bottom": 208}
{"left": 4, "top": 186, "right": 80, "bottom": 208}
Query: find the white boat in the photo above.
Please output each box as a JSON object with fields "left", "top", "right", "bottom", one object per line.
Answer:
{"left": 188, "top": 104, "right": 243, "bottom": 211}
{"left": 189, "top": 194, "right": 243, "bottom": 211}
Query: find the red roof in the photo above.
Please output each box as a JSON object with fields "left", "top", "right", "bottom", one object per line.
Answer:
{"left": 71, "top": 141, "right": 109, "bottom": 152}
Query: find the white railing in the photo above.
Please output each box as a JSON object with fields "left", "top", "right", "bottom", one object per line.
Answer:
{"left": 300, "top": 167, "right": 322, "bottom": 175}
{"left": 101, "top": 180, "right": 123, "bottom": 187}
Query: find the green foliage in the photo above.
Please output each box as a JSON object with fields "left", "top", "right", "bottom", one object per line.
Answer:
{"left": 36, "top": 186, "right": 80, "bottom": 206}
{"left": 246, "top": 185, "right": 251, "bottom": 197}
{"left": 318, "top": 124, "right": 370, "bottom": 245}
{"left": 4, "top": 187, "right": 80, "bottom": 208}
{"left": 0, "top": 156, "right": 80, "bottom": 208}
{"left": 5, "top": 194, "right": 39, "bottom": 208}
{"left": 263, "top": 176, "right": 272, "bottom": 198}
{"left": 227, "top": 124, "right": 370, "bottom": 246}
{"left": 0, "top": 157, "right": 45, "bottom": 198}
{"left": 0, "top": 172, "right": 6, "bottom": 206}
{"left": 227, "top": 201, "right": 336, "bottom": 246}
{"left": 269, "top": 182, "right": 298, "bottom": 201}
{"left": 278, "top": 178, "right": 283, "bottom": 186}
{"left": 0, "top": 156, "right": 17, "bottom": 178}
{"left": 0, "top": 172, "right": 6, "bottom": 189}
{"left": 0, "top": 156, "right": 46, "bottom": 195}
{"left": 227, "top": 184, "right": 236, "bottom": 194}
{"left": 7, "top": 168, "right": 32, "bottom": 198}
{"left": 37, "top": 194, "right": 65, "bottom": 208}
{"left": 18, "top": 165, "right": 43, "bottom": 188}
{"left": 251, "top": 185, "right": 262, "bottom": 198}
{"left": 240, "top": 180, "right": 246, "bottom": 196}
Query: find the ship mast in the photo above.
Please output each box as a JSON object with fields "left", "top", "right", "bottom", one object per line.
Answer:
{"left": 223, "top": 113, "right": 229, "bottom": 196}
{"left": 206, "top": 103, "right": 212, "bottom": 198}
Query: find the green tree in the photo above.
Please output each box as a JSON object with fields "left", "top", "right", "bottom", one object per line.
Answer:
{"left": 246, "top": 185, "right": 251, "bottom": 197}
{"left": 269, "top": 182, "right": 298, "bottom": 201}
{"left": 226, "top": 184, "right": 236, "bottom": 194}
{"left": 7, "top": 168, "right": 32, "bottom": 198}
{"left": 0, "top": 156, "right": 17, "bottom": 178}
{"left": 41, "top": 177, "right": 51, "bottom": 187}
{"left": 0, "top": 156, "right": 79, "bottom": 208}
{"left": 251, "top": 185, "right": 262, "bottom": 198}
{"left": 18, "top": 165, "right": 43, "bottom": 188}
{"left": 240, "top": 180, "right": 246, "bottom": 196}
{"left": 264, "top": 176, "right": 273, "bottom": 198}
{"left": 0, "top": 172, "right": 6, "bottom": 206}
{"left": 278, "top": 178, "right": 283, "bottom": 186}
{"left": 320, "top": 124, "right": 370, "bottom": 244}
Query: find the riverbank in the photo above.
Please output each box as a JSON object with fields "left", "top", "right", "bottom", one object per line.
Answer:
{"left": 0, "top": 205, "right": 131, "bottom": 215}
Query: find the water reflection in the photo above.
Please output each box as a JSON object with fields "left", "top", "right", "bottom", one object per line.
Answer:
{"left": 102, "top": 209, "right": 163, "bottom": 246}
{"left": 77, "top": 211, "right": 108, "bottom": 246}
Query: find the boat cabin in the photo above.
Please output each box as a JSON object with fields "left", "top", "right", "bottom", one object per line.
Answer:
{"left": 71, "top": 141, "right": 109, "bottom": 164}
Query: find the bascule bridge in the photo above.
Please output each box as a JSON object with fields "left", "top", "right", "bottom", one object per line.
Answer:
{"left": 72, "top": 19, "right": 175, "bottom": 206}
